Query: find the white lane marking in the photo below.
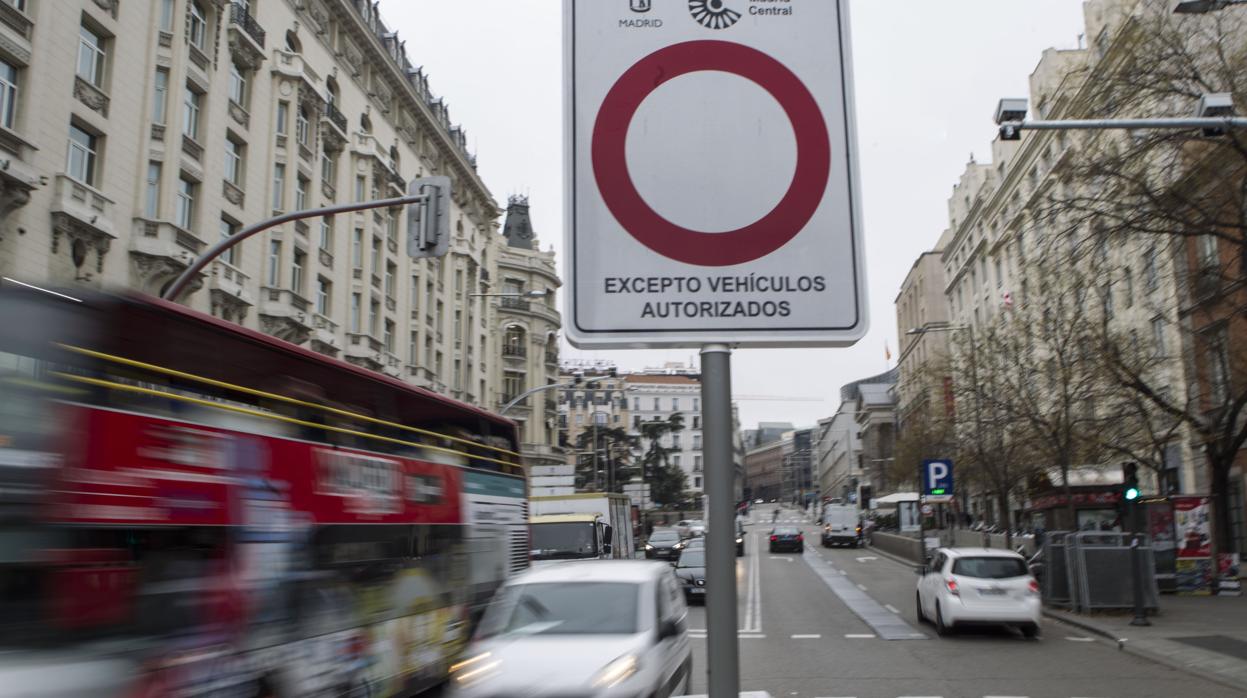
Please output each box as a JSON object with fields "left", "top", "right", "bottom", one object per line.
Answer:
{"left": 790, "top": 633, "right": 821, "bottom": 639}
{"left": 839, "top": 569, "right": 849, "bottom": 575}
{"left": 984, "top": 695, "right": 1030, "bottom": 697}
{"left": 768, "top": 556, "right": 796, "bottom": 562}
{"left": 885, "top": 603, "right": 901, "bottom": 614}
{"left": 855, "top": 583, "right": 868, "bottom": 591}
{"left": 738, "top": 633, "right": 766, "bottom": 639}
{"left": 844, "top": 633, "right": 876, "bottom": 638}
{"left": 1066, "top": 636, "right": 1097, "bottom": 642}
{"left": 856, "top": 556, "right": 878, "bottom": 562}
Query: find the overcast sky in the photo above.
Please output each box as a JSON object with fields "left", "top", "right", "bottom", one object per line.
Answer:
{"left": 381, "top": 0, "right": 1090, "bottom": 430}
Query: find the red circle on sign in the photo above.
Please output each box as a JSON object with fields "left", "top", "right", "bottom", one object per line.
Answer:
{"left": 592, "top": 40, "right": 831, "bottom": 267}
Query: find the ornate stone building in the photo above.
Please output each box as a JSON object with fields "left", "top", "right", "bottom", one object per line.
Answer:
{"left": 0, "top": 1, "right": 562, "bottom": 435}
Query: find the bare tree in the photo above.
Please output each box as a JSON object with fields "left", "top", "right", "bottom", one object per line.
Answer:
{"left": 1037, "top": 0, "right": 1247, "bottom": 564}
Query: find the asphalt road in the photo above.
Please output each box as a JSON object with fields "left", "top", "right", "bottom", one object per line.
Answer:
{"left": 681, "top": 504, "right": 1238, "bottom": 698}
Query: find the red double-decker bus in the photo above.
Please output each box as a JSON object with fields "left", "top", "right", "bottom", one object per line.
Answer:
{"left": 0, "top": 285, "right": 528, "bottom": 697}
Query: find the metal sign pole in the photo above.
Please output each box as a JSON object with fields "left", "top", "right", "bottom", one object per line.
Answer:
{"left": 701, "top": 343, "right": 739, "bottom": 697}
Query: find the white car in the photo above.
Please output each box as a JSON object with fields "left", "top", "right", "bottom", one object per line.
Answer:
{"left": 448, "top": 561, "right": 693, "bottom": 697}
{"left": 687, "top": 520, "right": 706, "bottom": 538}
{"left": 915, "top": 548, "right": 1042, "bottom": 638}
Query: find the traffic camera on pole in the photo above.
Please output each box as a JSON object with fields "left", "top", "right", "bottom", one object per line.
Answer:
{"left": 407, "top": 175, "right": 451, "bottom": 259}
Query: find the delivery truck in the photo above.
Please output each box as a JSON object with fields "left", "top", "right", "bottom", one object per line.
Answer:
{"left": 529, "top": 493, "right": 636, "bottom": 563}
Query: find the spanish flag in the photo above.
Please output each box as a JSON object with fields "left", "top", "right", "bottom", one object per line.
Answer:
{"left": 885, "top": 341, "right": 892, "bottom": 362}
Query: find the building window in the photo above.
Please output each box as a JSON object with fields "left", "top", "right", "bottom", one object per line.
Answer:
{"left": 320, "top": 151, "right": 336, "bottom": 184}
{"left": 693, "top": 434, "right": 702, "bottom": 450}
{"left": 673, "top": 455, "right": 681, "bottom": 467}
{"left": 266, "top": 240, "right": 281, "bottom": 287}
{"left": 77, "top": 24, "right": 106, "bottom": 87}
{"left": 695, "top": 455, "right": 703, "bottom": 470}
{"left": 672, "top": 398, "right": 680, "bottom": 411}
{"left": 387, "top": 212, "right": 399, "bottom": 242}
{"left": 152, "top": 68, "right": 169, "bottom": 125}
{"left": 228, "top": 62, "right": 248, "bottom": 108}
{"left": 370, "top": 236, "right": 382, "bottom": 272}
{"left": 295, "top": 175, "right": 309, "bottom": 210}
{"left": 296, "top": 105, "right": 309, "bottom": 146}
{"left": 355, "top": 175, "right": 366, "bottom": 202}
{"left": 175, "top": 176, "right": 196, "bottom": 229}
{"left": 159, "top": 0, "right": 175, "bottom": 32}
{"left": 672, "top": 434, "right": 681, "bottom": 449}
{"left": 291, "top": 248, "right": 306, "bottom": 294}
{"left": 1152, "top": 316, "right": 1165, "bottom": 357}
{"left": 349, "top": 292, "right": 361, "bottom": 333}
{"left": 352, "top": 228, "right": 364, "bottom": 269}
{"left": 275, "top": 101, "right": 289, "bottom": 135}
{"left": 385, "top": 262, "right": 396, "bottom": 297}
{"left": 144, "top": 162, "right": 161, "bottom": 219}
{"left": 1199, "top": 234, "right": 1219, "bottom": 267}
{"left": 0, "top": 59, "right": 16, "bottom": 131}
{"left": 995, "top": 257, "right": 1003, "bottom": 288}
{"left": 384, "top": 319, "right": 395, "bottom": 353}
{"left": 316, "top": 277, "right": 331, "bottom": 316}
{"left": 693, "top": 397, "right": 699, "bottom": 411}
{"left": 1207, "top": 325, "right": 1231, "bottom": 405}
{"left": 272, "top": 163, "right": 285, "bottom": 210}
{"left": 694, "top": 476, "right": 702, "bottom": 488}
{"left": 224, "top": 137, "right": 244, "bottom": 185}
{"left": 182, "top": 85, "right": 201, "bottom": 140}
{"left": 319, "top": 217, "right": 333, "bottom": 252}
{"left": 653, "top": 398, "right": 660, "bottom": 411}
{"left": 1144, "top": 247, "right": 1159, "bottom": 290}
{"left": 633, "top": 397, "right": 640, "bottom": 411}
{"left": 1103, "top": 284, "right": 1114, "bottom": 319}
{"left": 67, "top": 124, "right": 98, "bottom": 185}
{"left": 217, "top": 217, "right": 239, "bottom": 265}
{"left": 1123, "top": 269, "right": 1134, "bottom": 308}
{"left": 188, "top": 1, "right": 208, "bottom": 51}
{"left": 369, "top": 297, "right": 380, "bottom": 336}
{"left": 693, "top": 416, "right": 700, "bottom": 429}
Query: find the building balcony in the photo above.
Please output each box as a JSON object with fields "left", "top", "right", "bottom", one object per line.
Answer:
{"left": 258, "top": 287, "right": 313, "bottom": 345}
{"left": 207, "top": 260, "right": 253, "bottom": 324}
{"left": 0, "top": 0, "right": 33, "bottom": 38}
{"left": 309, "top": 312, "right": 340, "bottom": 356}
{"left": 343, "top": 333, "right": 385, "bottom": 371}
{"left": 502, "top": 344, "right": 527, "bottom": 359}
{"left": 271, "top": 50, "right": 323, "bottom": 102}
{"left": 545, "top": 351, "right": 558, "bottom": 366}
{"left": 48, "top": 175, "right": 116, "bottom": 281}
{"left": 228, "top": 2, "right": 266, "bottom": 53}
{"left": 128, "top": 219, "right": 202, "bottom": 296}
{"left": 323, "top": 101, "right": 348, "bottom": 139}
{"left": 500, "top": 297, "right": 530, "bottom": 312}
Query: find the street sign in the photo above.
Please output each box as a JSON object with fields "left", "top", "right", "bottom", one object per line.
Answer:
{"left": 565, "top": 0, "right": 867, "bottom": 348}
{"left": 922, "top": 459, "right": 954, "bottom": 501}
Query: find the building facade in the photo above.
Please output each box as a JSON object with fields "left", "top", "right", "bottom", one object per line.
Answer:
{"left": 625, "top": 371, "right": 705, "bottom": 495}
{"left": 744, "top": 439, "right": 784, "bottom": 502}
{"left": 895, "top": 237, "right": 953, "bottom": 430}
{"left": 0, "top": 1, "right": 562, "bottom": 450}
{"left": 816, "top": 402, "right": 861, "bottom": 503}
{"left": 495, "top": 196, "right": 561, "bottom": 467}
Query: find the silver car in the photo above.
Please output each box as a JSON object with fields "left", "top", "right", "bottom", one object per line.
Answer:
{"left": 448, "top": 560, "right": 694, "bottom": 697}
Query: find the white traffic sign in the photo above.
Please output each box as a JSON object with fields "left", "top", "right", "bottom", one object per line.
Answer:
{"left": 564, "top": 0, "right": 867, "bottom": 348}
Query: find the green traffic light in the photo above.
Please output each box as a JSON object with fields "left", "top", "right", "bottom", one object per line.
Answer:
{"left": 1125, "top": 487, "right": 1140, "bottom": 501}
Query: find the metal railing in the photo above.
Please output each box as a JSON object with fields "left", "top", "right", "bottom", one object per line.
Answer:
{"left": 229, "top": 2, "right": 266, "bottom": 48}
{"left": 324, "top": 102, "right": 347, "bottom": 133}
{"left": 500, "top": 297, "right": 530, "bottom": 311}
{"left": 502, "top": 345, "right": 527, "bottom": 358}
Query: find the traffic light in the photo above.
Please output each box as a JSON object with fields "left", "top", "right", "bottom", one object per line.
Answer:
{"left": 407, "top": 176, "right": 451, "bottom": 259}
{"left": 1122, "top": 462, "right": 1140, "bottom": 502}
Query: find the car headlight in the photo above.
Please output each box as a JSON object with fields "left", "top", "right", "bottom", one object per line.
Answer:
{"left": 645, "top": 544, "right": 654, "bottom": 550}
{"left": 673, "top": 542, "right": 685, "bottom": 550}
{"left": 736, "top": 537, "right": 743, "bottom": 544}
{"left": 450, "top": 652, "right": 500, "bottom": 687}
{"left": 591, "top": 653, "right": 639, "bottom": 688}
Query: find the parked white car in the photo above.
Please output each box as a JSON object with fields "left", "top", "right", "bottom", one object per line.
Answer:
{"left": 915, "top": 548, "right": 1042, "bottom": 638}
{"left": 449, "top": 561, "right": 693, "bottom": 697}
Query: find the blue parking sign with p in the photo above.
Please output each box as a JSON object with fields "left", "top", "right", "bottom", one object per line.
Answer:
{"left": 923, "top": 459, "right": 954, "bottom": 498}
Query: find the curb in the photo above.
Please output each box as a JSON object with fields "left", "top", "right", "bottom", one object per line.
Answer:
{"left": 1041, "top": 610, "right": 1247, "bottom": 693}
{"left": 863, "top": 544, "right": 920, "bottom": 569}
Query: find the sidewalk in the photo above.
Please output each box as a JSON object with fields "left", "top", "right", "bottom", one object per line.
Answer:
{"left": 1044, "top": 594, "right": 1247, "bottom": 690}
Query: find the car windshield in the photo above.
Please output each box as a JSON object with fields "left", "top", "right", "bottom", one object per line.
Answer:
{"left": 649, "top": 531, "right": 679, "bottom": 543}
{"left": 677, "top": 551, "right": 705, "bottom": 568}
{"left": 476, "top": 582, "right": 640, "bottom": 638}
{"left": 530, "top": 522, "right": 597, "bottom": 560}
{"left": 952, "top": 557, "right": 1028, "bottom": 579}
{"left": 773, "top": 527, "right": 800, "bottom": 535}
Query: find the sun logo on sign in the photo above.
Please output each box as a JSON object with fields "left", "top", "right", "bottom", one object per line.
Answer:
{"left": 689, "top": 0, "right": 741, "bottom": 30}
